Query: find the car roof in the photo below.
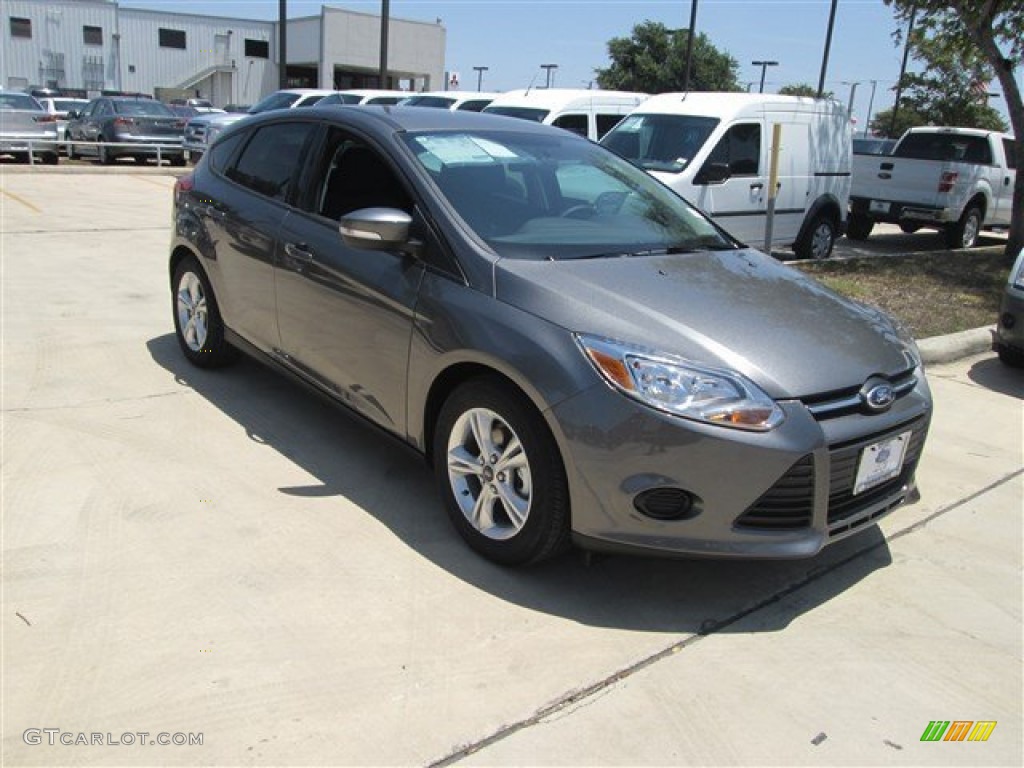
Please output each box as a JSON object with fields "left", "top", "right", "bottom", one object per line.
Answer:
{"left": 251, "top": 103, "right": 569, "bottom": 137}
{"left": 486, "top": 88, "right": 648, "bottom": 110}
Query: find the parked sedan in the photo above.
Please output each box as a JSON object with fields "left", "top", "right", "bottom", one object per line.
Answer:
{"left": 169, "top": 107, "right": 932, "bottom": 565}
{"left": 0, "top": 90, "right": 59, "bottom": 164}
{"left": 67, "top": 96, "right": 186, "bottom": 165}
{"left": 37, "top": 96, "right": 89, "bottom": 154}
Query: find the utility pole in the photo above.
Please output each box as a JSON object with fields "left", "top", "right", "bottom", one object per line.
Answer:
{"left": 541, "top": 64, "right": 558, "bottom": 89}
{"left": 378, "top": 0, "right": 390, "bottom": 89}
{"left": 682, "top": 0, "right": 699, "bottom": 91}
{"left": 278, "top": 0, "right": 287, "bottom": 90}
{"left": 473, "top": 66, "right": 488, "bottom": 92}
{"left": 890, "top": 4, "right": 917, "bottom": 137}
{"left": 864, "top": 79, "right": 878, "bottom": 136}
{"left": 817, "top": 0, "right": 838, "bottom": 98}
{"left": 752, "top": 60, "right": 778, "bottom": 93}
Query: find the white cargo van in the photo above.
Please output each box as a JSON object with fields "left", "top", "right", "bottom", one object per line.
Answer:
{"left": 601, "top": 93, "right": 852, "bottom": 259}
{"left": 483, "top": 89, "right": 649, "bottom": 141}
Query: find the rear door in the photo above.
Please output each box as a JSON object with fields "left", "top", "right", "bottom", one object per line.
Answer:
{"left": 274, "top": 125, "right": 426, "bottom": 435}
{"left": 993, "top": 137, "right": 1016, "bottom": 225}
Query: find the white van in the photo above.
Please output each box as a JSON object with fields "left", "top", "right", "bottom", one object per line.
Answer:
{"left": 483, "top": 89, "right": 649, "bottom": 141}
{"left": 601, "top": 93, "right": 852, "bottom": 259}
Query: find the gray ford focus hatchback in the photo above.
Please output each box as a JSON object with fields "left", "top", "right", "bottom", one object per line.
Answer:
{"left": 169, "top": 106, "right": 931, "bottom": 565}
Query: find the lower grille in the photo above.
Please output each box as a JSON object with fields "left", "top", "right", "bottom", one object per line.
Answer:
{"left": 735, "top": 416, "right": 929, "bottom": 533}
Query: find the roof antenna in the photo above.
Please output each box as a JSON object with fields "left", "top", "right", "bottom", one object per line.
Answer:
{"left": 524, "top": 71, "right": 540, "bottom": 96}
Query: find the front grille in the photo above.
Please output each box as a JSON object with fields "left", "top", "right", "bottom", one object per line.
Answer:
{"left": 736, "top": 455, "right": 815, "bottom": 530}
{"left": 801, "top": 368, "right": 918, "bottom": 420}
{"left": 735, "top": 415, "right": 929, "bottom": 533}
{"left": 827, "top": 417, "right": 928, "bottom": 527}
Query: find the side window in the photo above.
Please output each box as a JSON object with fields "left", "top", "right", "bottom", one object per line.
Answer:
{"left": 312, "top": 128, "right": 411, "bottom": 221}
{"left": 207, "top": 130, "right": 246, "bottom": 174}
{"left": 552, "top": 113, "right": 589, "bottom": 138}
{"left": 704, "top": 123, "right": 761, "bottom": 177}
{"left": 226, "top": 122, "right": 315, "bottom": 201}
{"left": 596, "top": 114, "right": 624, "bottom": 140}
{"left": 1003, "top": 138, "right": 1017, "bottom": 170}
{"left": 97, "top": 101, "right": 113, "bottom": 117}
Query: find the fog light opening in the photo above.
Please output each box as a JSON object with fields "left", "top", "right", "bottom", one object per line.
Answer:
{"left": 633, "top": 488, "right": 700, "bottom": 521}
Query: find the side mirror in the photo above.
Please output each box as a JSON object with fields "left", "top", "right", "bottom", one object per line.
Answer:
{"left": 695, "top": 161, "right": 730, "bottom": 185}
{"left": 339, "top": 208, "right": 418, "bottom": 253}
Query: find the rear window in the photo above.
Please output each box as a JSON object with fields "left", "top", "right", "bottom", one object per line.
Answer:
{"left": 483, "top": 106, "right": 549, "bottom": 123}
{"left": 402, "top": 95, "right": 456, "bottom": 109}
{"left": 115, "top": 100, "right": 175, "bottom": 117}
{"left": 248, "top": 92, "right": 301, "bottom": 113}
{"left": 0, "top": 93, "right": 42, "bottom": 111}
{"left": 894, "top": 133, "right": 993, "bottom": 164}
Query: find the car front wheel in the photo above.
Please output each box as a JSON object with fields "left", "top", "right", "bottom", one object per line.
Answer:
{"left": 172, "top": 257, "right": 238, "bottom": 368}
{"left": 433, "top": 377, "right": 570, "bottom": 565}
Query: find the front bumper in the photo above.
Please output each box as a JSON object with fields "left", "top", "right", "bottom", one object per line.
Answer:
{"left": 549, "top": 375, "right": 932, "bottom": 559}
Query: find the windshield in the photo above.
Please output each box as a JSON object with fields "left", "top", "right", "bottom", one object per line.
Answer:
{"left": 115, "top": 100, "right": 175, "bottom": 117}
{"left": 404, "top": 130, "right": 734, "bottom": 261}
{"left": 249, "top": 91, "right": 301, "bottom": 113}
{"left": 402, "top": 95, "right": 456, "bottom": 109}
{"left": 601, "top": 114, "right": 719, "bottom": 173}
{"left": 483, "top": 106, "right": 550, "bottom": 123}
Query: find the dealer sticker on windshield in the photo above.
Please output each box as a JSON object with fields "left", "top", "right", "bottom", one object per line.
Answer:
{"left": 853, "top": 430, "right": 912, "bottom": 495}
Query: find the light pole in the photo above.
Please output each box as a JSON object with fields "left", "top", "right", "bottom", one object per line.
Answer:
{"left": 817, "top": 0, "right": 838, "bottom": 98}
{"left": 540, "top": 64, "right": 558, "bottom": 89}
{"left": 473, "top": 66, "right": 488, "bottom": 92}
{"left": 378, "top": 0, "right": 390, "bottom": 89}
{"left": 863, "top": 79, "right": 878, "bottom": 136}
{"left": 682, "top": 0, "right": 699, "bottom": 91}
{"left": 842, "top": 80, "right": 860, "bottom": 118}
{"left": 751, "top": 60, "right": 778, "bottom": 93}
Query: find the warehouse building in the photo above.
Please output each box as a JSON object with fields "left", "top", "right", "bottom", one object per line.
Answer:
{"left": 1, "top": 0, "right": 445, "bottom": 106}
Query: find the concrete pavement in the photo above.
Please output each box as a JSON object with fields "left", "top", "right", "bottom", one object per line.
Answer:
{"left": 2, "top": 173, "right": 1021, "bottom": 766}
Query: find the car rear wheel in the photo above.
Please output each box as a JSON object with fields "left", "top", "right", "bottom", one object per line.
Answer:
{"left": 794, "top": 211, "right": 837, "bottom": 259}
{"left": 172, "top": 258, "right": 238, "bottom": 368}
{"left": 845, "top": 212, "right": 874, "bottom": 241}
{"left": 997, "top": 344, "right": 1024, "bottom": 368}
{"left": 433, "top": 377, "right": 570, "bottom": 565}
{"left": 97, "top": 139, "right": 114, "bottom": 165}
{"left": 945, "top": 205, "right": 982, "bottom": 249}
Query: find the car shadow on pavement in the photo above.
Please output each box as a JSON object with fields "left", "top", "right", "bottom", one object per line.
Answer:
{"left": 967, "top": 356, "right": 1024, "bottom": 398}
{"left": 147, "top": 333, "right": 895, "bottom": 635}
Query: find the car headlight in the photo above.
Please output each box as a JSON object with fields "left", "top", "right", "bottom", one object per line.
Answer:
{"left": 576, "top": 335, "right": 785, "bottom": 431}
{"left": 205, "top": 124, "right": 225, "bottom": 144}
{"left": 1009, "top": 248, "right": 1024, "bottom": 291}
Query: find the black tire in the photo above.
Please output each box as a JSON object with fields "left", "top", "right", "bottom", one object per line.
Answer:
{"left": 794, "top": 211, "right": 837, "bottom": 259}
{"left": 899, "top": 222, "right": 921, "bottom": 234}
{"left": 171, "top": 257, "right": 238, "bottom": 368}
{"left": 944, "top": 205, "right": 982, "bottom": 249}
{"left": 97, "top": 139, "right": 114, "bottom": 165}
{"left": 42, "top": 152, "right": 58, "bottom": 166}
{"left": 997, "top": 344, "right": 1024, "bottom": 368}
{"left": 433, "top": 377, "right": 571, "bottom": 565}
{"left": 845, "top": 212, "right": 874, "bottom": 241}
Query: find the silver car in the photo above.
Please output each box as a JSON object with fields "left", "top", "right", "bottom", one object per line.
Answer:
{"left": 169, "top": 107, "right": 932, "bottom": 565}
{"left": 0, "top": 90, "right": 59, "bottom": 164}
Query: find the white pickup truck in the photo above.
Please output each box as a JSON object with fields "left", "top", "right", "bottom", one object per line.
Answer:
{"left": 847, "top": 126, "right": 1016, "bottom": 248}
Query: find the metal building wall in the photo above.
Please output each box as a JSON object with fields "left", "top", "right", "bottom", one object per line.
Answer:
{"left": 2, "top": 0, "right": 117, "bottom": 92}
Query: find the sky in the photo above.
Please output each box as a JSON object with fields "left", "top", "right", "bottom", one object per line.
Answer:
{"left": 120, "top": 0, "right": 1017, "bottom": 127}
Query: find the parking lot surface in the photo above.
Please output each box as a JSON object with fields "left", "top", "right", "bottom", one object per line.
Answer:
{"left": 2, "top": 172, "right": 1021, "bottom": 766}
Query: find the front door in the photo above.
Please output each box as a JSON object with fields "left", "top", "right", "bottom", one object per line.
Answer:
{"left": 690, "top": 122, "right": 766, "bottom": 244}
{"left": 274, "top": 127, "right": 425, "bottom": 435}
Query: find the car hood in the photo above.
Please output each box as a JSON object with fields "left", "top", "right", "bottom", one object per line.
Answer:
{"left": 494, "top": 249, "right": 919, "bottom": 399}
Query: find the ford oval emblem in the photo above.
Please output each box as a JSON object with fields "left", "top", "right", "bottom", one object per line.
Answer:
{"left": 865, "top": 384, "right": 895, "bottom": 411}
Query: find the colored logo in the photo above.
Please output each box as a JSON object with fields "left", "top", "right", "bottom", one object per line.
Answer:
{"left": 920, "top": 721, "right": 997, "bottom": 742}
{"left": 864, "top": 383, "right": 895, "bottom": 411}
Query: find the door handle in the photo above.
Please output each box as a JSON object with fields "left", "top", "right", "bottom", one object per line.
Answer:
{"left": 749, "top": 182, "right": 764, "bottom": 190}
{"left": 1006, "top": 177, "right": 1011, "bottom": 186}
{"left": 285, "top": 242, "right": 314, "bottom": 262}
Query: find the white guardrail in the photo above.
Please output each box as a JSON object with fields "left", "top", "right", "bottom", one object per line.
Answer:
{"left": 21, "top": 138, "right": 185, "bottom": 166}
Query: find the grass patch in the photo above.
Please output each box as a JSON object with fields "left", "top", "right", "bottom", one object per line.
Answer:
{"left": 794, "top": 248, "right": 1013, "bottom": 339}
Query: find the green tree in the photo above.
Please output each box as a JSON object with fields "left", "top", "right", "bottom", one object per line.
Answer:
{"left": 869, "top": 106, "right": 928, "bottom": 138}
{"left": 595, "top": 21, "right": 740, "bottom": 93}
{"left": 779, "top": 83, "right": 833, "bottom": 98}
{"left": 884, "top": 0, "right": 1023, "bottom": 256}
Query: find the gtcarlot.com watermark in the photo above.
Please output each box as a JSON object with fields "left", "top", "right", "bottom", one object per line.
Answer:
{"left": 23, "top": 729, "right": 203, "bottom": 747}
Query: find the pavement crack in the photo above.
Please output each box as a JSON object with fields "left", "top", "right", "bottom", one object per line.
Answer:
{"left": 425, "top": 467, "right": 1024, "bottom": 768}
{"left": 3, "top": 389, "right": 187, "bottom": 413}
